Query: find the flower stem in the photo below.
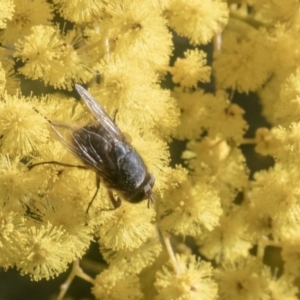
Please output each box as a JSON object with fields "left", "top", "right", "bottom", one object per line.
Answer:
{"left": 56, "top": 259, "right": 95, "bottom": 300}
{"left": 159, "top": 228, "right": 180, "bottom": 275}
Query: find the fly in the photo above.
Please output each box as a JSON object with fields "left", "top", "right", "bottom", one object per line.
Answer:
{"left": 50, "top": 84, "right": 155, "bottom": 210}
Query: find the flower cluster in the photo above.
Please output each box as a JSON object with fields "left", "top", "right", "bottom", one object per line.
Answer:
{"left": 0, "top": 0, "right": 299, "bottom": 299}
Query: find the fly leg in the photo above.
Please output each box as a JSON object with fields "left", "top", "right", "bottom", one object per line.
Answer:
{"left": 107, "top": 190, "right": 122, "bottom": 209}
{"left": 28, "top": 161, "right": 87, "bottom": 170}
{"left": 86, "top": 175, "right": 100, "bottom": 213}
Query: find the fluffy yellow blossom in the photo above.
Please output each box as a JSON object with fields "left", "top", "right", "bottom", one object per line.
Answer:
{"left": 258, "top": 75, "right": 282, "bottom": 125}
{"left": 101, "top": 238, "right": 162, "bottom": 274}
{"left": 199, "top": 91, "right": 248, "bottom": 143}
{"left": 170, "top": 49, "right": 211, "bottom": 88}
{"left": 97, "top": 201, "right": 156, "bottom": 251}
{"left": 0, "top": 91, "right": 49, "bottom": 155}
{"left": 214, "top": 257, "right": 270, "bottom": 300}
{"left": 1, "top": 58, "right": 20, "bottom": 94}
{"left": 159, "top": 175, "right": 222, "bottom": 236}
{"left": 172, "top": 89, "right": 207, "bottom": 140}
{"left": 155, "top": 254, "right": 218, "bottom": 300}
{"left": 263, "top": 25, "right": 300, "bottom": 75}
{"left": 265, "top": 122, "right": 300, "bottom": 164}
{"left": 98, "top": 0, "right": 173, "bottom": 73}
{"left": 216, "top": 256, "right": 298, "bottom": 300}
{"left": 250, "top": 163, "right": 300, "bottom": 227}
{"left": 93, "top": 265, "right": 143, "bottom": 300}
{"left": 0, "top": 0, "right": 52, "bottom": 45}
{"left": 17, "top": 223, "right": 73, "bottom": 280}
{"left": 266, "top": 273, "right": 298, "bottom": 300}
{"left": 53, "top": 0, "right": 104, "bottom": 23}
{"left": 36, "top": 183, "right": 93, "bottom": 257}
{"left": 197, "top": 210, "right": 252, "bottom": 263}
{"left": 45, "top": 29, "right": 95, "bottom": 90}
{"left": 166, "top": 0, "right": 229, "bottom": 45}
{"left": 213, "top": 30, "right": 274, "bottom": 92}
{"left": 252, "top": 0, "right": 300, "bottom": 27}
{"left": 0, "top": 210, "right": 25, "bottom": 268}
{"left": 281, "top": 231, "right": 300, "bottom": 277}
{"left": 14, "top": 25, "right": 63, "bottom": 81}
{"left": 279, "top": 233, "right": 300, "bottom": 275}
{"left": 14, "top": 26, "right": 95, "bottom": 90}
{"left": 94, "top": 57, "right": 157, "bottom": 112}
{"left": 206, "top": 100, "right": 247, "bottom": 142}
{"left": 274, "top": 67, "right": 300, "bottom": 125}
{"left": 0, "top": 0, "right": 14, "bottom": 29}
{"left": 184, "top": 139, "right": 249, "bottom": 208}
{"left": 242, "top": 204, "right": 277, "bottom": 244}
{"left": 0, "top": 155, "right": 47, "bottom": 210}
{"left": 174, "top": 90, "right": 248, "bottom": 142}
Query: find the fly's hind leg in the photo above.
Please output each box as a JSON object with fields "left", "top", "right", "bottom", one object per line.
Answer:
{"left": 28, "top": 161, "right": 87, "bottom": 170}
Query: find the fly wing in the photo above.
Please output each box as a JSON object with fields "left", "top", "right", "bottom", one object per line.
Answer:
{"left": 75, "top": 84, "right": 126, "bottom": 142}
{"left": 51, "top": 121, "right": 114, "bottom": 178}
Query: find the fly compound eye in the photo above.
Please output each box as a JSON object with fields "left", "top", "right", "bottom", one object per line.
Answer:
{"left": 126, "top": 173, "right": 155, "bottom": 204}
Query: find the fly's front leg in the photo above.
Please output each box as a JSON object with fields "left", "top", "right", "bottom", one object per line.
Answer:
{"left": 107, "top": 190, "right": 121, "bottom": 209}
